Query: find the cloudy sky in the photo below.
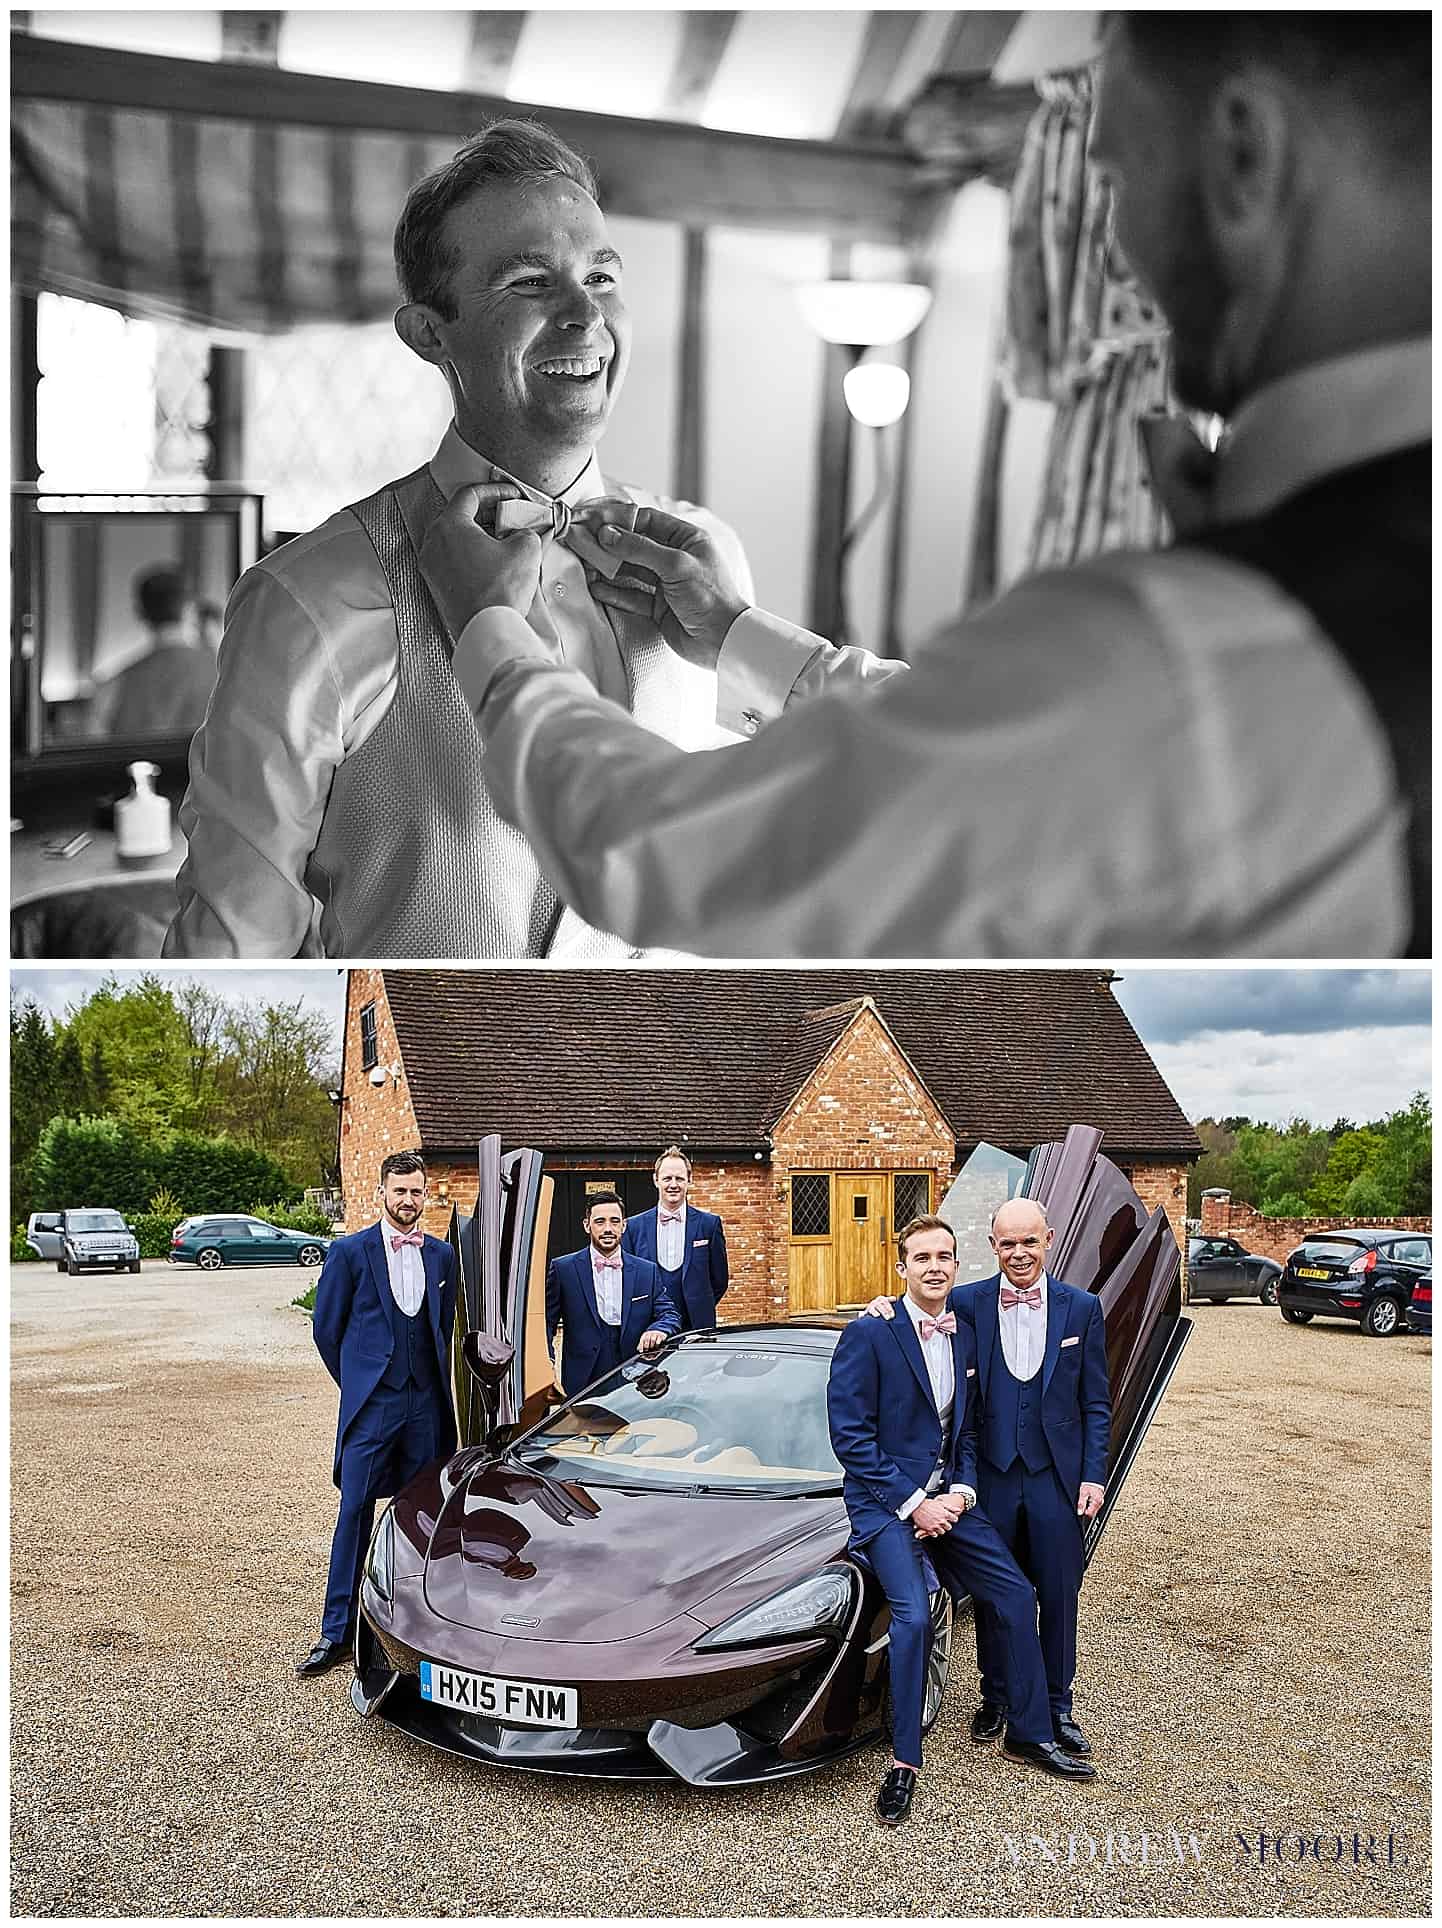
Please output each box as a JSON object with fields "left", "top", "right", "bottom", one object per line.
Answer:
{"left": 9, "top": 965, "right": 1431, "bottom": 1129}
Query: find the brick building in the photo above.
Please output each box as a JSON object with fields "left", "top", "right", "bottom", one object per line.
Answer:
{"left": 1199, "top": 1191, "right": 1431, "bottom": 1265}
{"left": 338, "top": 969, "right": 1200, "bottom": 1322}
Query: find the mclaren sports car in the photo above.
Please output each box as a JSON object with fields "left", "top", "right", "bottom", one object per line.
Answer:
{"left": 351, "top": 1127, "right": 1190, "bottom": 1785}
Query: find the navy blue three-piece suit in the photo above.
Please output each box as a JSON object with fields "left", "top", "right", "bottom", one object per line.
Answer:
{"left": 622, "top": 1204, "right": 729, "bottom": 1330}
{"left": 312, "top": 1222, "right": 458, "bottom": 1644}
{"left": 545, "top": 1246, "right": 682, "bottom": 1398}
{"left": 826, "top": 1301, "right": 1053, "bottom": 1768}
{"left": 955, "top": 1273, "right": 1111, "bottom": 1724}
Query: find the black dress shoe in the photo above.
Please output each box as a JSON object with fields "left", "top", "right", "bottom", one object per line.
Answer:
{"left": 1002, "top": 1736, "right": 1097, "bottom": 1781}
{"left": 875, "top": 1765, "right": 918, "bottom": 1826}
{"left": 970, "top": 1700, "right": 1006, "bottom": 1744}
{"left": 1053, "top": 1715, "right": 1092, "bottom": 1757}
{"left": 296, "top": 1637, "right": 351, "bottom": 1678}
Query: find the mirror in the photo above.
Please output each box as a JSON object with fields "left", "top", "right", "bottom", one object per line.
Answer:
{"left": 13, "top": 489, "right": 261, "bottom": 760}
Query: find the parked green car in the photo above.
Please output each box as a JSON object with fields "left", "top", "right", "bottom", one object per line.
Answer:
{"left": 169, "top": 1215, "right": 330, "bottom": 1271}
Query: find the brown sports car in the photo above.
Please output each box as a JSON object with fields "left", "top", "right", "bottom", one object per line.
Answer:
{"left": 351, "top": 1127, "right": 1189, "bottom": 1784}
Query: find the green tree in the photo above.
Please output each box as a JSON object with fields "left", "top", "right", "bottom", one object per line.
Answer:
{"left": 31, "top": 1116, "right": 155, "bottom": 1213}
{"left": 1372, "top": 1092, "right": 1431, "bottom": 1216}
{"left": 1308, "top": 1128, "right": 1386, "bottom": 1213}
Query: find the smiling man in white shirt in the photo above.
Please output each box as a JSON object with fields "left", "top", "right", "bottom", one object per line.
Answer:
{"left": 164, "top": 117, "right": 747, "bottom": 959}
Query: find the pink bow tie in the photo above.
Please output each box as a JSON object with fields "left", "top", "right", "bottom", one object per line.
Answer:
{"left": 919, "top": 1312, "right": 956, "bottom": 1340}
{"left": 659, "top": 1211, "right": 684, "bottom": 1224}
{"left": 594, "top": 1253, "right": 622, "bottom": 1271}
{"left": 390, "top": 1229, "right": 423, "bottom": 1250}
{"left": 1000, "top": 1284, "right": 1042, "bottom": 1310}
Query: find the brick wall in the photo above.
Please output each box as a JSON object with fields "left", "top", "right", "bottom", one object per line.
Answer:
{"left": 1129, "top": 1162, "right": 1190, "bottom": 1256}
{"left": 1199, "top": 1191, "right": 1431, "bottom": 1264}
{"left": 338, "top": 968, "right": 438, "bottom": 1233}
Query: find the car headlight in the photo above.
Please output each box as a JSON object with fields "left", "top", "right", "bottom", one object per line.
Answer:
{"left": 695, "top": 1563, "right": 858, "bottom": 1652}
{"left": 363, "top": 1507, "right": 395, "bottom": 1604}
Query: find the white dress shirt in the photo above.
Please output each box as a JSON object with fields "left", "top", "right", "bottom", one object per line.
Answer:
{"left": 655, "top": 1210, "right": 686, "bottom": 1272}
{"left": 895, "top": 1293, "right": 976, "bottom": 1522}
{"left": 452, "top": 339, "right": 1424, "bottom": 959}
{"left": 997, "top": 1273, "right": 1048, "bottom": 1382}
{"left": 590, "top": 1249, "right": 623, "bottom": 1327}
{"left": 165, "top": 424, "right": 751, "bottom": 958}
{"left": 381, "top": 1219, "right": 425, "bottom": 1318}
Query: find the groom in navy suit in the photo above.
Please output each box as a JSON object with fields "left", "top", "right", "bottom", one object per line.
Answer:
{"left": 622, "top": 1145, "right": 729, "bottom": 1329}
{"left": 547, "top": 1190, "right": 681, "bottom": 1397}
{"left": 299, "top": 1149, "right": 458, "bottom": 1676}
{"left": 829, "top": 1214, "right": 1094, "bottom": 1827}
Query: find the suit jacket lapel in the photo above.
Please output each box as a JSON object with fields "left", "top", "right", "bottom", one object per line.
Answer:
{"left": 620, "top": 1253, "right": 643, "bottom": 1330}
{"left": 947, "top": 1326, "right": 969, "bottom": 1451}
{"left": 975, "top": 1277, "right": 1002, "bottom": 1397}
{"left": 1041, "top": 1275, "right": 1066, "bottom": 1393}
{"left": 888, "top": 1297, "right": 935, "bottom": 1408}
{"left": 576, "top": 1252, "right": 602, "bottom": 1328}
{"left": 365, "top": 1223, "right": 393, "bottom": 1325}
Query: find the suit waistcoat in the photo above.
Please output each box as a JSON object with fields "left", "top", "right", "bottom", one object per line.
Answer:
{"left": 379, "top": 1273, "right": 442, "bottom": 1394}
{"left": 989, "top": 1320, "right": 1051, "bottom": 1476}
{"left": 1189, "top": 443, "right": 1429, "bottom": 956}
{"left": 307, "top": 467, "right": 630, "bottom": 959}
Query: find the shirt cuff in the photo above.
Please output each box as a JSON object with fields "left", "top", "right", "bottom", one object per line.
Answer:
{"left": 715, "top": 607, "right": 830, "bottom": 736}
{"left": 453, "top": 607, "right": 554, "bottom": 714}
{"left": 897, "top": 1487, "right": 929, "bottom": 1521}
{"left": 948, "top": 1484, "right": 977, "bottom": 1507}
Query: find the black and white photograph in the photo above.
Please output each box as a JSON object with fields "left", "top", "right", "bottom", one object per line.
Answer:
{"left": 10, "top": 8, "right": 1429, "bottom": 959}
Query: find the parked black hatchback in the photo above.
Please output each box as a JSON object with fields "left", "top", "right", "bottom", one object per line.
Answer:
{"left": 1278, "top": 1230, "right": 1432, "bottom": 1337}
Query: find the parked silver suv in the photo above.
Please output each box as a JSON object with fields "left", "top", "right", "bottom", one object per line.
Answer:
{"left": 28, "top": 1209, "right": 141, "bottom": 1275}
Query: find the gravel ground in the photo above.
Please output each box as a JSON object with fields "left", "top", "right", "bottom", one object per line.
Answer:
{"left": 10, "top": 1266, "right": 1431, "bottom": 1919}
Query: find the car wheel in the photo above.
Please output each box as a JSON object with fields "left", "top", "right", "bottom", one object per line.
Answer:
{"left": 128, "top": 1259, "right": 141, "bottom": 1274}
{"left": 196, "top": 1248, "right": 224, "bottom": 1270}
{"left": 1280, "top": 1306, "right": 1313, "bottom": 1325}
{"left": 1260, "top": 1279, "right": 1280, "bottom": 1307}
{"left": 920, "top": 1586, "right": 954, "bottom": 1736}
{"left": 55, "top": 1258, "right": 66, "bottom": 1274}
{"left": 66, "top": 1255, "right": 79, "bottom": 1277}
{"left": 297, "top": 1244, "right": 325, "bottom": 1268}
{"left": 1362, "top": 1296, "right": 1403, "bottom": 1338}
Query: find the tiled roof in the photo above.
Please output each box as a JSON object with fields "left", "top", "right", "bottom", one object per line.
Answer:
{"left": 381, "top": 969, "right": 1200, "bottom": 1160}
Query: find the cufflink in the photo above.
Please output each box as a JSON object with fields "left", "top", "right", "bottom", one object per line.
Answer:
{"left": 741, "top": 710, "right": 760, "bottom": 736}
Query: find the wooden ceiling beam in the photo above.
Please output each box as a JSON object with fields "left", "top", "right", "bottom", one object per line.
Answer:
{"left": 836, "top": 10, "right": 923, "bottom": 141}
{"left": 462, "top": 11, "right": 528, "bottom": 98}
{"left": 12, "top": 29, "right": 946, "bottom": 244}
{"left": 937, "top": 11, "right": 1023, "bottom": 77}
{"left": 660, "top": 10, "right": 739, "bottom": 122}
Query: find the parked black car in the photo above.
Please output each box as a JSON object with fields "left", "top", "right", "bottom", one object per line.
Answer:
{"left": 1404, "top": 1274, "right": 1431, "bottom": 1337}
{"left": 1278, "top": 1230, "right": 1432, "bottom": 1337}
{"left": 1187, "top": 1236, "right": 1282, "bottom": 1305}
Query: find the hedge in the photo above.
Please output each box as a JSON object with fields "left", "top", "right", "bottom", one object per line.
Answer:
{"left": 29, "top": 1116, "right": 299, "bottom": 1218}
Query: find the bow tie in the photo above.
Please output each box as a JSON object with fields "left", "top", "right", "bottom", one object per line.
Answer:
{"left": 1138, "top": 414, "right": 1226, "bottom": 538}
{"left": 594, "top": 1253, "right": 622, "bottom": 1270}
{"left": 1000, "top": 1284, "right": 1042, "bottom": 1310}
{"left": 919, "top": 1312, "right": 956, "bottom": 1340}
{"left": 390, "top": 1229, "right": 423, "bottom": 1250}
{"left": 659, "top": 1211, "right": 684, "bottom": 1225}
{"left": 492, "top": 493, "right": 622, "bottom": 581}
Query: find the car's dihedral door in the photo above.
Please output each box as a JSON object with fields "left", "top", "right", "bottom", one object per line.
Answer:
{"left": 497, "top": 1145, "right": 547, "bottom": 1424}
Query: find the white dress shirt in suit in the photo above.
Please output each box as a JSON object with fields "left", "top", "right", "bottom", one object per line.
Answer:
{"left": 590, "top": 1250, "right": 623, "bottom": 1327}
{"left": 166, "top": 424, "right": 752, "bottom": 957}
{"left": 451, "top": 339, "right": 1424, "bottom": 958}
{"left": 998, "top": 1272, "right": 1048, "bottom": 1382}
{"left": 896, "top": 1293, "right": 976, "bottom": 1521}
{"left": 381, "top": 1218, "right": 425, "bottom": 1318}
{"left": 656, "top": 1210, "right": 686, "bottom": 1272}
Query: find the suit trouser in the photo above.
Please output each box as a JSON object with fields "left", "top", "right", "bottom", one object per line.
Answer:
{"left": 322, "top": 1383, "right": 446, "bottom": 1642}
{"left": 973, "top": 1459, "right": 1086, "bottom": 1721}
{"left": 864, "top": 1508, "right": 1051, "bottom": 1769}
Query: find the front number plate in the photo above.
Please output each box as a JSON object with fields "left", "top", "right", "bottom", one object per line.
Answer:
{"left": 1297, "top": 1267, "right": 1331, "bottom": 1281}
{"left": 418, "top": 1660, "right": 577, "bottom": 1727}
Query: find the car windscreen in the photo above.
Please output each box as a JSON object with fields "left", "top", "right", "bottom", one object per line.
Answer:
{"left": 1296, "top": 1239, "right": 1368, "bottom": 1261}
{"left": 66, "top": 1212, "right": 127, "bottom": 1233}
{"left": 510, "top": 1344, "right": 842, "bottom": 1493}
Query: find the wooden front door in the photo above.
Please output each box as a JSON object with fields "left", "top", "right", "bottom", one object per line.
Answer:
{"left": 834, "top": 1174, "right": 891, "bottom": 1306}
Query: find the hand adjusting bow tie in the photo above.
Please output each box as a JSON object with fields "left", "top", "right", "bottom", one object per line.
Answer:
{"left": 390, "top": 1229, "right": 423, "bottom": 1250}
{"left": 919, "top": 1312, "right": 956, "bottom": 1340}
{"left": 999, "top": 1284, "right": 1042, "bottom": 1310}
{"left": 492, "top": 494, "right": 624, "bottom": 580}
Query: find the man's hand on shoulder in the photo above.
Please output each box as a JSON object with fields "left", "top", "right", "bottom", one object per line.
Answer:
{"left": 859, "top": 1296, "right": 896, "bottom": 1320}
{"left": 576, "top": 501, "right": 749, "bottom": 671}
{"left": 417, "top": 482, "right": 540, "bottom": 640}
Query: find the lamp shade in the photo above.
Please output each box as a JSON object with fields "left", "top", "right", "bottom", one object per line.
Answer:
{"left": 795, "top": 280, "right": 932, "bottom": 347}
{"left": 842, "top": 362, "right": 911, "bottom": 427}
